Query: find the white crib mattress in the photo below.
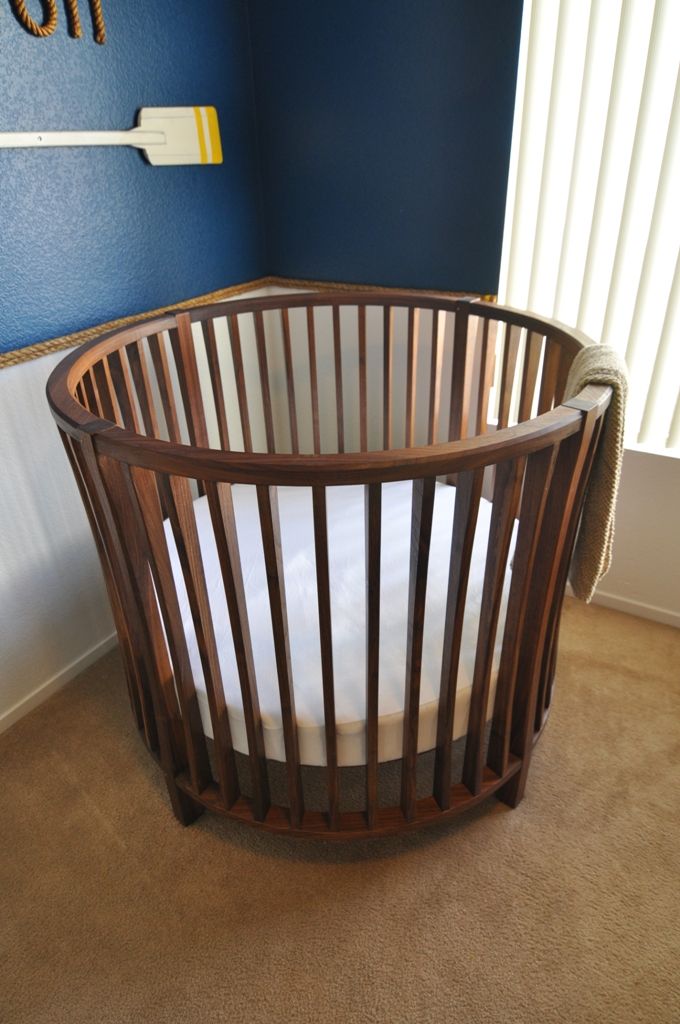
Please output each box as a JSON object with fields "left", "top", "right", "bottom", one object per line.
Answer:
{"left": 165, "top": 480, "right": 514, "bottom": 767}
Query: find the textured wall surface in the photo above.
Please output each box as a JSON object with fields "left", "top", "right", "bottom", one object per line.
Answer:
{"left": 248, "top": 0, "right": 523, "bottom": 293}
{"left": 0, "top": 0, "right": 264, "bottom": 353}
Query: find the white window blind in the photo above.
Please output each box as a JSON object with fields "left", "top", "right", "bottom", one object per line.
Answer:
{"left": 497, "top": 0, "right": 680, "bottom": 452}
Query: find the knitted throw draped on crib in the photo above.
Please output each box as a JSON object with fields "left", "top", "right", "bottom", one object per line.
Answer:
{"left": 565, "top": 344, "right": 628, "bottom": 603}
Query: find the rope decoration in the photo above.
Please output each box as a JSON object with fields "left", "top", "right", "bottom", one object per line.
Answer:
{"left": 65, "top": 0, "right": 81, "bottom": 37}
{"left": 10, "top": 0, "right": 106, "bottom": 43}
{"left": 0, "top": 279, "right": 488, "bottom": 371}
{"left": 11, "top": 0, "right": 58, "bottom": 36}
{"left": 89, "top": 0, "right": 105, "bottom": 44}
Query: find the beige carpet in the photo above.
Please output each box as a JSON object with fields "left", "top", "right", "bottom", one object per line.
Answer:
{"left": 1, "top": 599, "right": 679, "bottom": 1024}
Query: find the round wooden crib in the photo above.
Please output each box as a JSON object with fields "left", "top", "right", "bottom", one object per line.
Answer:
{"left": 47, "top": 290, "right": 611, "bottom": 838}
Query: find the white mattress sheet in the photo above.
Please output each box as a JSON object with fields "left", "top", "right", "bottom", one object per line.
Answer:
{"left": 165, "top": 480, "right": 514, "bottom": 766}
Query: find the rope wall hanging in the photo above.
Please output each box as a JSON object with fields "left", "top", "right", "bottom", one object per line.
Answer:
{"left": 10, "top": 0, "right": 106, "bottom": 43}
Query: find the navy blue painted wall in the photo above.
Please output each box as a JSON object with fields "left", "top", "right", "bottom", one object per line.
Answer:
{"left": 248, "top": 0, "right": 523, "bottom": 294}
{"left": 0, "top": 1, "right": 264, "bottom": 353}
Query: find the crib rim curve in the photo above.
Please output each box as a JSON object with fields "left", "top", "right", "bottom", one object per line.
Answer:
{"left": 46, "top": 290, "right": 611, "bottom": 486}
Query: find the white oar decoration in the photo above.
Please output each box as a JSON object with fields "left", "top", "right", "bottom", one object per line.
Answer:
{"left": 0, "top": 107, "right": 223, "bottom": 166}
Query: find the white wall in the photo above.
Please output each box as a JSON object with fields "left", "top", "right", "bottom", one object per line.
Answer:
{"left": 0, "top": 286, "right": 270, "bottom": 734}
{"left": 590, "top": 449, "right": 680, "bottom": 628}
{"left": 0, "top": 349, "right": 115, "bottom": 732}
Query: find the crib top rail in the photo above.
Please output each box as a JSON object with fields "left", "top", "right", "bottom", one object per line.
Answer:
{"left": 46, "top": 290, "right": 612, "bottom": 487}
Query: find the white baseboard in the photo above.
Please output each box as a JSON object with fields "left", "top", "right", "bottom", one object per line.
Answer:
{"left": 0, "top": 632, "right": 118, "bottom": 736}
{"left": 566, "top": 580, "right": 679, "bottom": 628}
{"left": 589, "top": 590, "right": 680, "bottom": 629}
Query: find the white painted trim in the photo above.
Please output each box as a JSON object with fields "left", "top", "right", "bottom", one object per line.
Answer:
{"left": 562, "top": 582, "right": 680, "bottom": 629}
{"left": 589, "top": 590, "right": 680, "bottom": 630}
{"left": 0, "top": 632, "right": 118, "bottom": 736}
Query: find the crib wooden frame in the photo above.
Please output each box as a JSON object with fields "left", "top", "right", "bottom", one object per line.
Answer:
{"left": 47, "top": 291, "right": 611, "bottom": 838}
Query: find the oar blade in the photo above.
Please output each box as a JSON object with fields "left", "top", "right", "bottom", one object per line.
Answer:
{"left": 138, "top": 106, "right": 223, "bottom": 166}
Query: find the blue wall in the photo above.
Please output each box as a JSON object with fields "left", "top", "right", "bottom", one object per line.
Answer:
{"left": 1, "top": 1, "right": 523, "bottom": 354}
{"left": 0, "top": 1, "right": 264, "bottom": 353}
{"left": 248, "top": 0, "right": 523, "bottom": 294}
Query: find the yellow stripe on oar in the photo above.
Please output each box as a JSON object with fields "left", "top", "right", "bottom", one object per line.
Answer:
{"left": 193, "top": 106, "right": 208, "bottom": 164}
{"left": 205, "top": 106, "right": 223, "bottom": 164}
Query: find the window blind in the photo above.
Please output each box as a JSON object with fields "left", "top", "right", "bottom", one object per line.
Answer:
{"left": 497, "top": 0, "right": 680, "bottom": 452}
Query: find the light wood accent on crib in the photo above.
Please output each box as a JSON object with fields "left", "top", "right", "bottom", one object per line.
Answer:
{"left": 47, "top": 291, "right": 611, "bottom": 839}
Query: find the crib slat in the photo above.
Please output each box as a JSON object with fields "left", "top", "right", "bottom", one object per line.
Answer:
{"left": 170, "top": 314, "right": 210, "bottom": 450}
{"left": 202, "top": 318, "right": 230, "bottom": 450}
{"left": 449, "top": 307, "right": 470, "bottom": 442}
{"left": 159, "top": 474, "right": 239, "bottom": 809}
{"left": 148, "top": 333, "right": 182, "bottom": 443}
{"left": 227, "top": 314, "right": 253, "bottom": 452}
{"left": 536, "top": 412, "right": 605, "bottom": 725}
{"left": 80, "top": 441, "right": 203, "bottom": 821}
{"left": 475, "top": 319, "right": 495, "bottom": 434}
{"left": 81, "top": 371, "right": 100, "bottom": 416}
{"left": 383, "top": 306, "right": 394, "bottom": 449}
{"left": 80, "top": 447, "right": 199, "bottom": 792}
{"left": 332, "top": 305, "right": 345, "bottom": 453}
{"left": 312, "top": 486, "right": 339, "bottom": 828}
{"left": 462, "top": 456, "right": 524, "bottom": 796}
{"left": 307, "top": 307, "right": 321, "bottom": 455}
{"left": 281, "top": 309, "right": 300, "bottom": 454}
{"left": 405, "top": 307, "right": 420, "bottom": 447}
{"left": 487, "top": 444, "right": 558, "bottom": 777}
{"left": 84, "top": 369, "right": 103, "bottom": 417}
{"left": 475, "top": 319, "right": 497, "bottom": 432}
{"left": 497, "top": 325, "right": 521, "bottom": 429}
{"left": 555, "top": 346, "right": 572, "bottom": 407}
{"left": 518, "top": 331, "right": 543, "bottom": 423}
{"left": 107, "top": 349, "right": 140, "bottom": 433}
{"left": 91, "top": 359, "right": 118, "bottom": 424}
{"left": 254, "top": 310, "right": 276, "bottom": 454}
{"left": 365, "top": 481, "right": 382, "bottom": 827}
{"left": 256, "top": 484, "right": 304, "bottom": 827}
{"left": 498, "top": 405, "right": 600, "bottom": 807}
{"left": 428, "top": 310, "right": 445, "bottom": 444}
{"left": 401, "top": 476, "right": 437, "bottom": 821}
{"left": 103, "top": 457, "right": 190, "bottom": 760}
{"left": 433, "top": 468, "right": 484, "bottom": 809}
{"left": 127, "top": 340, "right": 160, "bottom": 438}
{"left": 205, "top": 481, "right": 270, "bottom": 821}
{"left": 63, "top": 435, "right": 144, "bottom": 736}
{"left": 358, "top": 305, "right": 368, "bottom": 452}
{"left": 538, "top": 340, "right": 561, "bottom": 414}
{"left": 128, "top": 465, "right": 212, "bottom": 795}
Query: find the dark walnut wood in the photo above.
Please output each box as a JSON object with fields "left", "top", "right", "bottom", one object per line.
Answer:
{"left": 46, "top": 290, "right": 611, "bottom": 839}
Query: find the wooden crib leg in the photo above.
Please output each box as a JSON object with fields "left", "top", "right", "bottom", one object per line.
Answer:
{"left": 166, "top": 778, "right": 205, "bottom": 826}
{"left": 496, "top": 766, "right": 526, "bottom": 809}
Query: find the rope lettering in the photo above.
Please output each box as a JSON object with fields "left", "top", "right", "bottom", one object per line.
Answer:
{"left": 10, "top": 0, "right": 106, "bottom": 43}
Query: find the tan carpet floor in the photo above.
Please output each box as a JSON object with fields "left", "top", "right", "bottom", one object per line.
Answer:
{"left": 1, "top": 599, "right": 679, "bottom": 1024}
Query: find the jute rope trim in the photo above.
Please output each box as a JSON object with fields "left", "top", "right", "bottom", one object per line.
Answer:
{"left": 66, "top": 0, "right": 81, "bottom": 37}
{"left": 0, "top": 278, "right": 271, "bottom": 370}
{"left": 90, "top": 0, "right": 105, "bottom": 44}
{"left": 11, "top": 0, "right": 106, "bottom": 42}
{"left": 11, "top": 0, "right": 58, "bottom": 36}
{"left": 0, "top": 276, "right": 492, "bottom": 370}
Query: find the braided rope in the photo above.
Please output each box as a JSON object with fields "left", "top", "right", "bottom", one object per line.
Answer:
{"left": 0, "top": 279, "right": 272, "bottom": 370}
{"left": 11, "top": 0, "right": 58, "bottom": 36}
{"left": 89, "top": 0, "right": 105, "bottom": 44}
{"left": 65, "top": 0, "right": 82, "bottom": 37}
{"left": 0, "top": 277, "right": 492, "bottom": 370}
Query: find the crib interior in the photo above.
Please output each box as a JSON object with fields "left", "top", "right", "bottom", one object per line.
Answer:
{"left": 74, "top": 299, "right": 574, "bottom": 456}
{"left": 59, "top": 294, "right": 602, "bottom": 836}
